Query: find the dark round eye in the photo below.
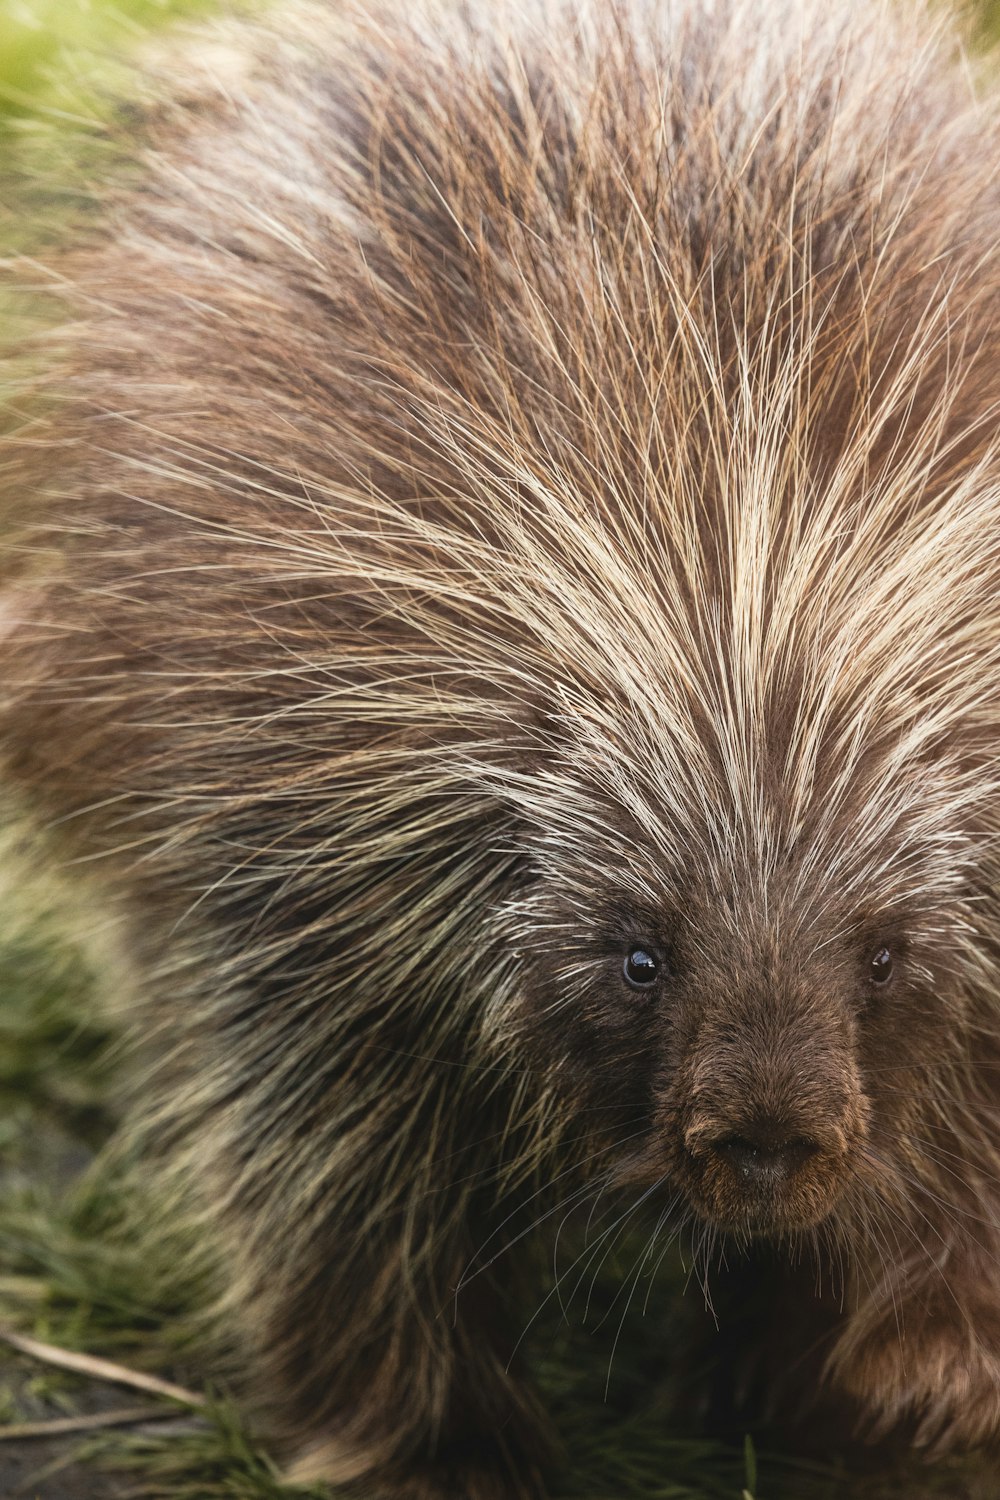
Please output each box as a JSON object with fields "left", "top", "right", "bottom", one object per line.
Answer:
{"left": 870, "top": 947, "right": 893, "bottom": 985}
{"left": 623, "top": 947, "right": 659, "bottom": 988}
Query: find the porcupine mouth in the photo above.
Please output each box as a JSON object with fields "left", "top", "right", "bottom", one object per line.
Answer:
{"left": 680, "top": 1136, "right": 856, "bottom": 1238}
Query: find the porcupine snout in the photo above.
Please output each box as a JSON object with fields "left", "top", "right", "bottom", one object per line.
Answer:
{"left": 674, "top": 972, "right": 869, "bottom": 1235}
{"left": 710, "top": 1125, "right": 819, "bottom": 1187}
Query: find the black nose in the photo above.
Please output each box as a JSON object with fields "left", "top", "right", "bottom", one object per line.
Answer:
{"left": 714, "top": 1128, "right": 818, "bottom": 1184}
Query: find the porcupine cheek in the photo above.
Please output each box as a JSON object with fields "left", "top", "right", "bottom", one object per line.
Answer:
{"left": 675, "top": 1012, "right": 870, "bottom": 1235}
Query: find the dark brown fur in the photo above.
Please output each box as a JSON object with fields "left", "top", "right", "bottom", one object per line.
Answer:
{"left": 5, "top": 0, "right": 1000, "bottom": 1493}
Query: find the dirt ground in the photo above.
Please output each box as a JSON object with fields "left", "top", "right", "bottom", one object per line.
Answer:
{"left": 0, "top": 1354, "right": 138, "bottom": 1499}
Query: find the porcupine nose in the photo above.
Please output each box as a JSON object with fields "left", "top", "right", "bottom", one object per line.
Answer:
{"left": 713, "top": 1123, "right": 819, "bottom": 1185}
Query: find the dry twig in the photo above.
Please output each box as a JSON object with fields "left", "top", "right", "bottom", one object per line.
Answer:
{"left": 0, "top": 1405, "right": 191, "bottom": 1440}
{"left": 0, "top": 1327, "right": 205, "bottom": 1408}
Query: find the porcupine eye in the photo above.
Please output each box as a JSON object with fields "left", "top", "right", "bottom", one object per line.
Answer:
{"left": 870, "top": 947, "right": 893, "bottom": 985}
{"left": 623, "top": 947, "right": 659, "bottom": 988}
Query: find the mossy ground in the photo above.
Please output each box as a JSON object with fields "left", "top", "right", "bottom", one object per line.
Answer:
{"left": 3, "top": 3, "right": 1000, "bottom": 1496}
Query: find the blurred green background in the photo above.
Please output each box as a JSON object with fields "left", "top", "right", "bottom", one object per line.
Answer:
{"left": 0, "top": 0, "right": 209, "bottom": 134}
{"left": 1, "top": 2, "right": 1000, "bottom": 1498}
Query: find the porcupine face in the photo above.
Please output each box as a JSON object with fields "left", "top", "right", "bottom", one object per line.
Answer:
{"left": 511, "top": 780, "right": 966, "bottom": 1239}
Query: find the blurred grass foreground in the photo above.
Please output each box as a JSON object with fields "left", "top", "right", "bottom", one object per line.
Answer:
{"left": 2, "top": 1, "right": 1000, "bottom": 1497}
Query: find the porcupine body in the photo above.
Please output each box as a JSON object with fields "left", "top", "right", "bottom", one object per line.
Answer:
{"left": 4, "top": 0, "right": 1000, "bottom": 1492}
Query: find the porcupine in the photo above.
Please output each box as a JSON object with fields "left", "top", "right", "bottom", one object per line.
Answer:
{"left": 3, "top": 0, "right": 1000, "bottom": 1492}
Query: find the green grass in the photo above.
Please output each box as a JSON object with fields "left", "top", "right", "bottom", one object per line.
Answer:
{"left": 3, "top": 3, "right": 1000, "bottom": 1498}
{"left": 0, "top": 0, "right": 214, "bottom": 136}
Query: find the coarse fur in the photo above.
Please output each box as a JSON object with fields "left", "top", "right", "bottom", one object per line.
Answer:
{"left": 4, "top": 0, "right": 1000, "bottom": 1492}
